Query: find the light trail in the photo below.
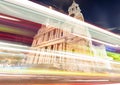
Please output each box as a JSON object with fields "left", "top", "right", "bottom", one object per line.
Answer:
{"left": 0, "top": 15, "right": 20, "bottom": 21}
{"left": 4, "top": 0, "right": 120, "bottom": 40}
{"left": 66, "top": 79, "right": 109, "bottom": 82}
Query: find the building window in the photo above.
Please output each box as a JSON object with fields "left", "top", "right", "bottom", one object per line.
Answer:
{"left": 48, "top": 32, "right": 50, "bottom": 40}
{"left": 51, "top": 45, "right": 53, "bottom": 50}
{"left": 45, "top": 46, "right": 48, "bottom": 49}
{"left": 53, "top": 29, "right": 56, "bottom": 35}
{"left": 61, "top": 31, "right": 63, "bottom": 36}
{"left": 76, "top": 6, "right": 77, "bottom": 9}
{"left": 72, "top": 8, "right": 74, "bottom": 11}
{"left": 53, "top": 30, "right": 56, "bottom": 39}
{"left": 70, "top": 14, "right": 75, "bottom": 17}
{"left": 57, "top": 44, "right": 60, "bottom": 50}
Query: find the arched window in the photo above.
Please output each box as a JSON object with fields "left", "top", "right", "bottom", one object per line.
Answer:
{"left": 76, "top": 6, "right": 77, "bottom": 9}
{"left": 72, "top": 8, "right": 74, "bottom": 11}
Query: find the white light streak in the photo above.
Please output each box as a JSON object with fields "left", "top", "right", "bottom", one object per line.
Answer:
{"left": 4, "top": 0, "right": 120, "bottom": 40}
{"left": 0, "top": 46, "right": 119, "bottom": 64}
{"left": 104, "top": 84, "right": 120, "bottom": 85}
{"left": 73, "top": 33, "right": 120, "bottom": 48}
{"left": 0, "top": 15, "right": 20, "bottom": 21}
{"left": 0, "top": 42, "right": 29, "bottom": 48}
{"left": 66, "top": 79, "right": 109, "bottom": 82}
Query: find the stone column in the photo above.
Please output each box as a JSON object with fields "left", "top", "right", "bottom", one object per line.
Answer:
{"left": 41, "top": 35, "right": 43, "bottom": 42}
{"left": 33, "top": 49, "right": 40, "bottom": 64}
{"left": 55, "top": 29, "right": 58, "bottom": 38}
{"left": 59, "top": 43, "right": 63, "bottom": 51}
{"left": 49, "top": 30, "right": 53, "bottom": 40}
{"left": 38, "top": 49, "right": 44, "bottom": 64}
{"left": 32, "top": 40, "right": 35, "bottom": 46}
{"left": 59, "top": 30, "right": 61, "bottom": 37}
{"left": 48, "top": 32, "right": 50, "bottom": 41}
{"left": 58, "top": 29, "right": 61, "bottom": 38}
{"left": 38, "top": 35, "right": 44, "bottom": 44}
{"left": 54, "top": 29, "right": 57, "bottom": 38}
{"left": 45, "top": 33, "right": 49, "bottom": 41}
{"left": 63, "top": 42, "right": 66, "bottom": 51}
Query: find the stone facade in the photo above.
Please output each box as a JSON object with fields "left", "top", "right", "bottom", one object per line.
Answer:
{"left": 25, "top": 1, "right": 93, "bottom": 71}
{"left": 26, "top": 23, "right": 93, "bottom": 70}
{"left": 25, "top": 1, "right": 110, "bottom": 72}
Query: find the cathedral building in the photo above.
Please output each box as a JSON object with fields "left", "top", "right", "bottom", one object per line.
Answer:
{"left": 25, "top": 1, "right": 106, "bottom": 72}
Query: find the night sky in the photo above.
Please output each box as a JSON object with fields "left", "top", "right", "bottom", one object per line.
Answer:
{"left": 31, "top": 0, "right": 120, "bottom": 34}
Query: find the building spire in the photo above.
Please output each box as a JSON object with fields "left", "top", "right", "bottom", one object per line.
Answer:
{"left": 73, "top": 0, "right": 76, "bottom": 3}
{"left": 68, "top": 0, "right": 84, "bottom": 21}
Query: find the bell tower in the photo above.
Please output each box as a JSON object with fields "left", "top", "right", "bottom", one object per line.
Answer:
{"left": 68, "top": 0, "right": 84, "bottom": 21}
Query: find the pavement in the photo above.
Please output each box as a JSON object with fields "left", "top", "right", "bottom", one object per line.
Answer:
{"left": 0, "top": 67, "right": 120, "bottom": 84}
